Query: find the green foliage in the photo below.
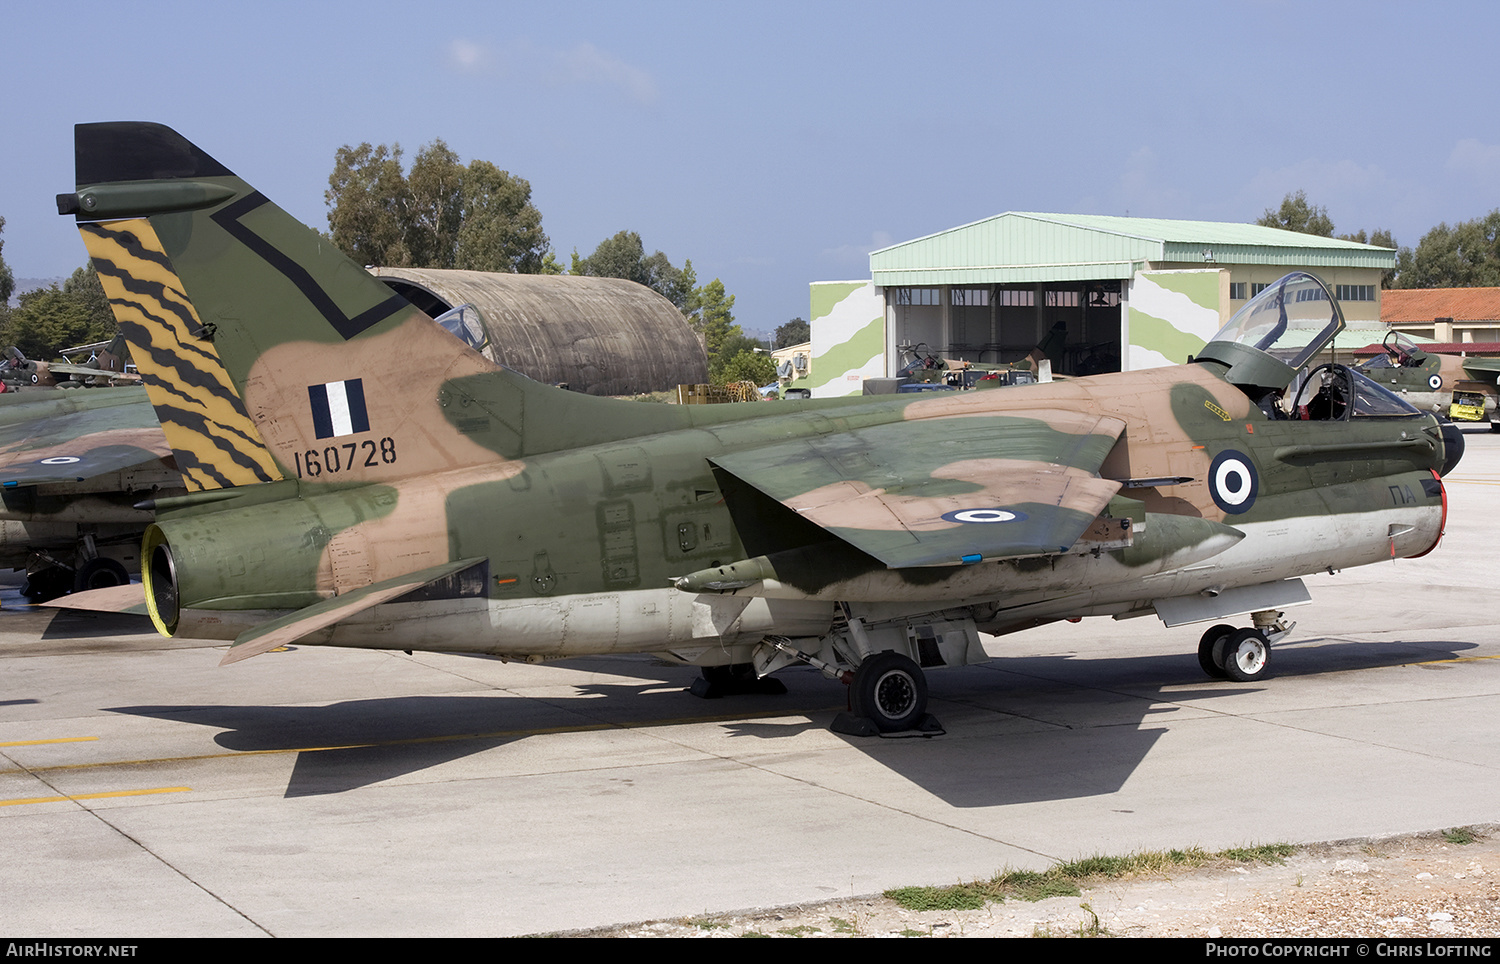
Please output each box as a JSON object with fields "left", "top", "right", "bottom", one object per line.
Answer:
{"left": 326, "top": 140, "right": 551, "bottom": 273}
{"left": 775, "top": 317, "right": 809, "bottom": 349}
{"left": 454, "top": 160, "right": 550, "bottom": 273}
{"left": 4, "top": 276, "right": 116, "bottom": 359}
{"left": 694, "top": 277, "right": 736, "bottom": 357}
{"left": 714, "top": 349, "right": 775, "bottom": 387}
{"left": 573, "top": 231, "right": 694, "bottom": 309}
{"left": 0, "top": 216, "right": 14, "bottom": 306}
{"left": 326, "top": 142, "right": 413, "bottom": 266}
{"left": 1392, "top": 210, "right": 1500, "bottom": 289}
{"left": 1258, "top": 190, "right": 1335, "bottom": 237}
{"left": 1443, "top": 827, "right": 1477, "bottom": 845}
{"left": 63, "top": 265, "right": 114, "bottom": 336}
{"left": 884, "top": 842, "right": 1295, "bottom": 912}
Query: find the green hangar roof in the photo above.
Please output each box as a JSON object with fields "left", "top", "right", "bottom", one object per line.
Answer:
{"left": 869, "top": 212, "right": 1397, "bottom": 287}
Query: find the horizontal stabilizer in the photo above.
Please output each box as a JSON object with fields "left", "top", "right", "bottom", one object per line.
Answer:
{"left": 39, "top": 581, "right": 149, "bottom": 615}
{"left": 221, "top": 557, "right": 487, "bottom": 665}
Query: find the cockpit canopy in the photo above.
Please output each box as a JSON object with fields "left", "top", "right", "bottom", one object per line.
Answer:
{"left": 1196, "top": 272, "right": 1345, "bottom": 393}
{"left": 433, "top": 303, "right": 491, "bottom": 353}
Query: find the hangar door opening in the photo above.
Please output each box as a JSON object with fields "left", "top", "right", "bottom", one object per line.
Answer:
{"left": 887, "top": 282, "right": 1122, "bottom": 376}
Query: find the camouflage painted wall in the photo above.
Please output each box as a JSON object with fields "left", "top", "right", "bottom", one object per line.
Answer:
{"left": 1126, "top": 269, "right": 1224, "bottom": 370}
{"left": 808, "top": 281, "right": 885, "bottom": 398}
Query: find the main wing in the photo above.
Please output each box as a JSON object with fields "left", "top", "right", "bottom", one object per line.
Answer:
{"left": 711, "top": 408, "right": 1126, "bottom": 568}
{"left": 0, "top": 386, "right": 171, "bottom": 486}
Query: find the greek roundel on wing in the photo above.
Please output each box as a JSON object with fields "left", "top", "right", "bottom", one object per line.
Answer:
{"left": 1208, "top": 450, "right": 1258, "bottom": 515}
{"left": 941, "top": 508, "right": 1028, "bottom": 524}
{"left": 1428, "top": 373, "right": 1443, "bottom": 390}
{"left": 39, "top": 456, "right": 81, "bottom": 465}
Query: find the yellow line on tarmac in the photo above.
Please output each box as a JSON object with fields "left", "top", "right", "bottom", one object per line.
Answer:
{"left": 0, "top": 708, "right": 817, "bottom": 775}
{"left": 0, "top": 737, "right": 98, "bottom": 748}
{"left": 1419, "top": 654, "right": 1500, "bottom": 665}
{"left": 0, "top": 786, "right": 191, "bottom": 808}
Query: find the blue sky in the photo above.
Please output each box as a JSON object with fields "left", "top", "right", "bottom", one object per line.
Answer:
{"left": 4, "top": 0, "right": 1498, "bottom": 333}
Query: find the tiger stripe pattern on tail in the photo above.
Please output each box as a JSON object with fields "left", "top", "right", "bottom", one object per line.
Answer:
{"left": 78, "top": 219, "right": 282, "bottom": 491}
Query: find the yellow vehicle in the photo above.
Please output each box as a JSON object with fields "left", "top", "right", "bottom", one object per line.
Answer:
{"left": 1451, "top": 390, "right": 1488, "bottom": 422}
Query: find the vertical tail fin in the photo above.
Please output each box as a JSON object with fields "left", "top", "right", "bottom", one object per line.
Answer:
{"left": 63, "top": 122, "right": 503, "bottom": 491}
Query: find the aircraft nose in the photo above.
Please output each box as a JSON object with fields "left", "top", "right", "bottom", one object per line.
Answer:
{"left": 1438, "top": 419, "right": 1466, "bottom": 477}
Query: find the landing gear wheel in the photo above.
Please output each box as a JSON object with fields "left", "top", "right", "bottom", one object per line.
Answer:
{"left": 74, "top": 558, "right": 129, "bottom": 593}
{"left": 1197, "top": 623, "right": 1235, "bottom": 679}
{"left": 1221, "top": 628, "right": 1272, "bottom": 682}
{"left": 850, "top": 652, "right": 929, "bottom": 732}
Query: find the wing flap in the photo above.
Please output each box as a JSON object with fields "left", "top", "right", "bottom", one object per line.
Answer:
{"left": 711, "top": 409, "right": 1126, "bottom": 567}
{"left": 221, "top": 557, "right": 488, "bottom": 665}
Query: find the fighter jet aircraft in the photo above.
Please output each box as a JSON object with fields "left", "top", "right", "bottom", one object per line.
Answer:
{"left": 57, "top": 122, "right": 1463, "bottom": 734}
{"left": 1355, "top": 330, "right": 1500, "bottom": 430}
{"left": 0, "top": 383, "right": 178, "bottom": 597}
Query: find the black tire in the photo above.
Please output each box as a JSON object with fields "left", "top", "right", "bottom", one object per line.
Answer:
{"left": 1221, "top": 628, "right": 1272, "bottom": 682}
{"left": 1197, "top": 623, "right": 1236, "bottom": 679}
{"left": 850, "top": 652, "right": 928, "bottom": 732}
{"left": 701, "top": 663, "right": 757, "bottom": 685}
{"left": 22, "top": 568, "right": 73, "bottom": 602}
{"left": 74, "top": 558, "right": 130, "bottom": 593}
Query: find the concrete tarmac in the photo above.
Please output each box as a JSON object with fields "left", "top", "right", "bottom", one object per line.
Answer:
{"left": 2, "top": 429, "right": 1497, "bottom": 937}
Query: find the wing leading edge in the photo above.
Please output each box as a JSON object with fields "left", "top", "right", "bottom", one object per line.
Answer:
{"left": 711, "top": 409, "right": 1127, "bottom": 568}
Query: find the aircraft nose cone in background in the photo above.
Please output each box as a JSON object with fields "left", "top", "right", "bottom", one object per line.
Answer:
{"left": 1439, "top": 419, "right": 1466, "bottom": 477}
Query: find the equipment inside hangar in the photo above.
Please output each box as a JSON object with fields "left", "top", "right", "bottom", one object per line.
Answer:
{"left": 805, "top": 212, "right": 1394, "bottom": 397}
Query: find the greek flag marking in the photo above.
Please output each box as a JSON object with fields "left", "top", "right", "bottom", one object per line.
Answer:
{"left": 309, "top": 379, "right": 370, "bottom": 439}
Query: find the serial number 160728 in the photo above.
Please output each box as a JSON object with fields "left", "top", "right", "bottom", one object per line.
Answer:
{"left": 294, "top": 437, "right": 397, "bottom": 478}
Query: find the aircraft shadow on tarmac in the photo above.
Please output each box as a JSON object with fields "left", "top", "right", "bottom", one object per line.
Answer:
{"left": 103, "top": 636, "right": 1478, "bottom": 804}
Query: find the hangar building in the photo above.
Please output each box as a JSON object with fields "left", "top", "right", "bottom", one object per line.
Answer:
{"left": 804, "top": 213, "right": 1395, "bottom": 397}
{"left": 370, "top": 267, "right": 707, "bottom": 396}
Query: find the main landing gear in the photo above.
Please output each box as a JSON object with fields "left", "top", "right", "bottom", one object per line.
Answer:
{"left": 1197, "top": 610, "right": 1294, "bottom": 682}
{"left": 847, "top": 651, "right": 932, "bottom": 734}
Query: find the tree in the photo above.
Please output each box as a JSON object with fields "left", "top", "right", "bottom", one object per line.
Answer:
{"left": 715, "top": 349, "right": 775, "bottom": 387}
{"left": 0, "top": 216, "right": 14, "bottom": 307}
{"left": 0, "top": 217, "right": 13, "bottom": 335}
{"left": 0, "top": 263, "right": 117, "bottom": 358}
{"left": 1257, "top": 190, "right": 1334, "bottom": 237}
{"left": 774, "top": 317, "right": 809, "bottom": 349}
{"left": 1391, "top": 210, "right": 1500, "bottom": 289}
{"left": 694, "top": 278, "right": 736, "bottom": 362}
{"left": 405, "top": 140, "right": 465, "bottom": 268}
{"left": 326, "top": 143, "right": 413, "bottom": 267}
{"left": 326, "top": 140, "right": 550, "bottom": 272}
{"left": 62, "top": 265, "right": 114, "bottom": 337}
{"left": 1335, "top": 228, "right": 1399, "bottom": 287}
{"left": 573, "top": 231, "right": 692, "bottom": 310}
{"left": 454, "top": 160, "right": 550, "bottom": 273}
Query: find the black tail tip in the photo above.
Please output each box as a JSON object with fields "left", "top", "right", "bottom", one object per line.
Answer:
{"left": 75, "top": 122, "right": 231, "bottom": 188}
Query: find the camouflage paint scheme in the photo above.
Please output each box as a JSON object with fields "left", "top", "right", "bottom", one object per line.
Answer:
{"left": 0, "top": 384, "right": 179, "bottom": 592}
{"left": 1355, "top": 333, "right": 1500, "bottom": 430}
{"left": 56, "top": 123, "right": 1460, "bottom": 731}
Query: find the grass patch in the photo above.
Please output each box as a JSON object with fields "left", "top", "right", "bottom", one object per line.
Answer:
{"left": 1443, "top": 827, "right": 1477, "bottom": 845}
{"left": 885, "top": 842, "right": 1296, "bottom": 912}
